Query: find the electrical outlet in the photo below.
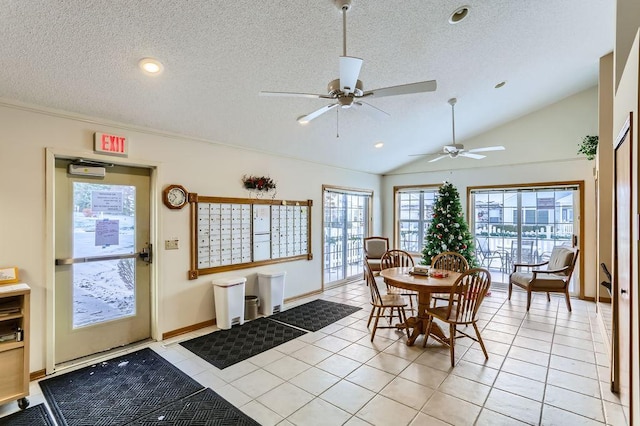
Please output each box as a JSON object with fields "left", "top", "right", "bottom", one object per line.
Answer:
{"left": 165, "top": 239, "right": 179, "bottom": 250}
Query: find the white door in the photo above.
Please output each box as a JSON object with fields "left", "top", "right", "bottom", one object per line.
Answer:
{"left": 54, "top": 159, "right": 151, "bottom": 363}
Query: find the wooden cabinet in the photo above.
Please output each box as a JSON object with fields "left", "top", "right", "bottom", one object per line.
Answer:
{"left": 0, "top": 283, "right": 30, "bottom": 409}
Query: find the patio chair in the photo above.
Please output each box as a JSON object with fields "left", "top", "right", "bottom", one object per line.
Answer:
{"left": 508, "top": 246, "right": 579, "bottom": 311}
{"left": 364, "top": 264, "right": 409, "bottom": 342}
{"left": 381, "top": 249, "right": 417, "bottom": 313}
{"left": 363, "top": 236, "right": 389, "bottom": 277}
{"left": 475, "top": 238, "right": 507, "bottom": 272}
{"left": 423, "top": 268, "right": 492, "bottom": 366}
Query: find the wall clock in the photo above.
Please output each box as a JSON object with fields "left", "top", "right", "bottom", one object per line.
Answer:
{"left": 163, "top": 184, "right": 188, "bottom": 209}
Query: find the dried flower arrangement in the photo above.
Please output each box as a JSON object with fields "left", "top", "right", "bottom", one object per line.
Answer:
{"left": 242, "top": 175, "right": 276, "bottom": 191}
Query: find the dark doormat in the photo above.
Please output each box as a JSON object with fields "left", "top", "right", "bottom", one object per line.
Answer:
{"left": 180, "top": 317, "right": 306, "bottom": 369}
{"left": 39, "top": 348, "right": 204, "bottom": 426}
{"left": 129, "top": 388, "right": 259, "bottom": 425}
{"left": 0, "top": 404, "right": 54, "bottom": 426}
{"left": 268, "top": 299, "right": 361, "bottom": 332}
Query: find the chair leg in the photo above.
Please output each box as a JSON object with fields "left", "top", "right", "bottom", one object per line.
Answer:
{"left": 400, "top": 307, "right": 410, "bottom": 338}
{"left": 371, "top": 307, "right": 382, "bottom": 341}
{"left": 473, "top": 322, "right": 489, "bottom": 360}
{"left": 526, "top": 290, "right": 532, "bottom": 311}
{"left": 564, "top": 289, "right": 572, "bottom": 312}
{"left": 508, "top": 281, "right": 512, "bottom": 300}
{"left": 367, "top": 305, "right": 375, "bottom": 328}
{"left": 449, "top": 324, "right": 456, "bottom": 367}
{"left": 422, "top": 316, "right": 433, "bottom": 348}
{"left": 546, "top": 292, "right": 551, "bottom": 302}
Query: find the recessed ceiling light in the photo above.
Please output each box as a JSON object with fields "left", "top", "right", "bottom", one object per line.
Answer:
{"left": 495, "top": 81, "right": 507, "bottom": 89}
{"left": 449, "top": 6, "right": 470, "bottom": 24}
{"left": 374, "top": 142, "right": 384, "bottom": 148}
{"left": 138, "top": 58, "right": 164, "bottom": 75}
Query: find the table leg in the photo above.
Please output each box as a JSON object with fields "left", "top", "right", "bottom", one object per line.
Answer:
{"left": 403, "top": 290, "right": 448, "bottom": 346}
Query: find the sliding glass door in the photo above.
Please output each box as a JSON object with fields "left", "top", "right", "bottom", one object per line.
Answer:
{"left": 470, "top": 184, "right": 581, "bottom": 293}
{"left": 323, "top": 187, "right": 372, "bottom": 285}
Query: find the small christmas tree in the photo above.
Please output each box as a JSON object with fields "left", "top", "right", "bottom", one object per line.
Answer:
{"left": 421, "top": 181, "right": 477, "bottom": 267}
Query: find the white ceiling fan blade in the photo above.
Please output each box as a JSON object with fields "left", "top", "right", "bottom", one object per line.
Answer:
{"left": 260, "top": 91, "right": 333, "bottom": 99}
{"left": 363, "top": 80, "right": 437, "bottom": 98}
{"left": 428, "top": 155, "right": 449, "bottom": 163}
{"left": 297, "top": 103, "right": 339, "bottom": 124}
{"left": 353, "top": 101, "right": 390, "bottom": 120}
{"left": 408, "top": 152, "right": 439, "bottom": 157}
{"left": 459, "top": 152, "right": 486, "bottom": 160}
{"left": 340, "top": 56, "right": 363, "bottom": 94}
{"left": 467, "top": 145, "right": 506, "bottom": 153}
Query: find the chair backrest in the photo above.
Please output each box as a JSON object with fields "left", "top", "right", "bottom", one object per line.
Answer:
{"left": 444, "top": 268, "right": 491, "bottom": 323}
{"left": 364, "top": 265, "right": 383, "bottom": 305}
{"left": 431, "top": 251, "right": 469, "bottom": 273}
{"left": 511, "top": 240, "right": 536, "bottom": 263}
{"left": 547, "top": 246, "right": 579, "bottom": 277}
{"left": 364, "top": 236, "right": 389, "bottom": 259}
{"left": 380, "top": 249, "right": 415, "bottom": 270}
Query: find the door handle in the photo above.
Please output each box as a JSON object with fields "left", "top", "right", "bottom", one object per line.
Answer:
{"left": 621, "top": 289, "right": 628, "bottom": 294}
{"left": 138, "top": 243, "right": 152, "bottom": 264}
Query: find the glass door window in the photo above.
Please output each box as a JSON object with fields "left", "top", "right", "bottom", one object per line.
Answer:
{"left": 395, "top": 186, "right": 439, "bottom": 253}
{"left": 323, "top": 188, "right": 371, "bottom": 285}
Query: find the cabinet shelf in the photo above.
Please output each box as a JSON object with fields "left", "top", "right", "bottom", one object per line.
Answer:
{"left": 0, "top": 313, "right": 23, "bottom": 323}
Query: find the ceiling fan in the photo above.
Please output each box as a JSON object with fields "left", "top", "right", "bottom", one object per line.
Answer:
{"left": 411, "top": 98, "right": 505, "bottom": 162}
{"left": 259, "top": 0, "right": 437, "bottom": 124}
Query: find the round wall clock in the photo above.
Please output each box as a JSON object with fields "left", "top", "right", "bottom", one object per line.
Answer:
{"left": 163, "top": 184, "right": 188, "bottom": 209}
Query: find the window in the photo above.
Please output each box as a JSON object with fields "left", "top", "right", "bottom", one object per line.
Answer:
{"left": 395, "top": 185, "right": 439, "bottom": 253}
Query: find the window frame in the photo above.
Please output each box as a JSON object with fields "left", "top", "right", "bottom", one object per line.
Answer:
{"left": 393, "top": 184, "right": 441, "bottom": 254}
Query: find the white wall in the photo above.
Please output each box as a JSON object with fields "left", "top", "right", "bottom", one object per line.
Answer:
{"left": 382, "top": 87, "right": 598, "bottom": 298}
{"left": 0, "top": 102, "right": 381, "bottom": 372}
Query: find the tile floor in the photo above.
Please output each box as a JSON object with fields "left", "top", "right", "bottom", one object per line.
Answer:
{"left": 0, "top": 280, "right": 629, "bottom": 425}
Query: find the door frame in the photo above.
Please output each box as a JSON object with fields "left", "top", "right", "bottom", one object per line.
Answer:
{"left": 45, "top": 148, "right": 161, "bottom": 374}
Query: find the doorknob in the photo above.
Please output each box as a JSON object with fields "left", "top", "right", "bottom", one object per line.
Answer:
{"left": 621, "top": 289, "right": 628, "bottom": 294}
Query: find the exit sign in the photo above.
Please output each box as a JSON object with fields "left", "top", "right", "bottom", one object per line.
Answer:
{"left": 94, "top": 132, "right": 129, "bottom": 157}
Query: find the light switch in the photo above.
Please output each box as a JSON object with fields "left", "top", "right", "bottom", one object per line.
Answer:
{"left": 165, "top": 239, "right": 179, "bottom": 250}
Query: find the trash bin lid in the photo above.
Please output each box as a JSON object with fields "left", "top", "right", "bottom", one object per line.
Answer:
{"left": 212, "top": 277, "right": 246, "bottom": 287}
{"left": 258, "top": 271, "right": 286, "bottom": 278}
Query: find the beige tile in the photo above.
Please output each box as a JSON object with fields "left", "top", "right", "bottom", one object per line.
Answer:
{"left": 214, "top": 360, "right": 259, "bottom": 382}
{"left": 193, "top": 369, "right": 228, "bottom": 390}
{"left": 520, "top": 320, "right": 555, "bottom": 333}
{"left": 540, "top": 404, "right": 603, "bottom": 426}
{"left": 320, "top": 380, "right": 375, "bottom": 414}
{"left": 451, "top": 360, "right": 499, "bottom": 386}
{"left": 356, "top": 394, "right": 419, "bottom": 426}
{"left": 438, "top": 374, "right": 491, "bottom": 406}
{"left": 319, "top": 323, "right": 345, "bottom": 334}
{"left": 344, "top": 415, "right": 374, "bottom": 426}
{"left": 257, "top": 382, "right": 314, "bottom": 418}
{"left": 493, "top": 371, "right": 545, "bottom": 402}
{"left": 287, "top": 398, "right": 351, "bottom": 426}
{"left": 484, "top": 388, "right": 542, "bottom": 425}
{"left": 482, "top": 329, "right": 516, "bottom": 345}
{"left": 332, "top": 326, "right": 370, "bottom": 342}
{"left": 554, "top": 325, "right": 592, "bottom": 340}
{"left": 399, "top": 362, "right": 449, "bottom": 389}
{"left": 382, "top": 341, "right": 425, "bottom": 361}
{"left": 380, "top": 376, "right": 434, "bottom": 410}
{"left": 263, "top": 355, "right": 311, "bottom": 380}
{"left": 421, "top": 391, "right": 481, "bottom": 426}
{"left": 338, "top": 343, "right": 379, "bottom": 363}
{"left": 461, "top": 347, "right": 505, "bottom": 370}
{"left": 500, "top": 358, "right": 547, "bottom": 382}
{"left": 549, "top": 355, "right": 598, "bottom": 380}
{"left": 475, "top": 408, "right": 529, "bottom": 425}
{"left": 484, "top": 321, "right": 520, "bottom": 334}
{"left": 240, "top": 400, "right": 283, "bottom": 426}
{"left": 231, "top": 369, "right": 285, "bottom": 398}
{"left": 512, "top": 335, "right": 552, "bottom": 353}
{"left": 215, "top": 383, "right": 253, "bottom": 407}
{"left": 248, "top": 348, "right": 286, "bottom": 367}
{"left": 276, "top": 339, "right": 310, "bottom": 354}
{"left": 603, "top": 400, "right": 629, "bottom": 426}
{"left": 290, "top": 344, "right": 333, "bottom": 365}
{"left": 409, "top": 412, "right": 451, "bottom": 426}
{"left": 365, "top": 352, "right": 412, "bottom": 375}
{"left": 551, "top": 343, "right": 596, "bottom": 363}
{"left": 544, "top": 384, "right": 605, "bottom": 422}
{"left": 289, "top": 366, "right": 340, "bottom": 396}
{"left": 355, "top": 334, "right": 397, "bottom": 352}
{"left": 317, "top": 354, "right": 362, "bottom": 377}
{"left": 546, "top": 368, "right": 600, "bottom": 398}
{"left": 553, "top": 334, "right": 594, "bottom": 351}
{"left": 414, "top": 350, "right": 456, "bottom": 373}
{"left": 313, "top": 334, "right": 353, "bottom": 352}
{"left": 506, "top": 345, "right": 550, "bottom": 367}
{"left": 346, "top": 364, "right": 395, "bottom": 392}
{"left": 516, "top": 327, "right": 553, "bottom": 342}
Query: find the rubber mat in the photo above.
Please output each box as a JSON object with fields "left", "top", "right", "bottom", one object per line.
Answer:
{"left": 129, "top": 388, "right": 260, "bottom": 425}
{"left": 0, "top": 404, "right": 54, "bottom": 426}
{"left": 267, "top": 299, "right": 361, "bottom": 332}
{"left": 180, "top": 317, "right": 306, "bottom": 369}
{"left": 39, "top": 348, "right": 204, "bottom": 426}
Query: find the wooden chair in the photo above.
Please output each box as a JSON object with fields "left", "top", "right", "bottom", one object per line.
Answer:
{"left": 430, "top": 251, "right": 470, "bottom": 306}
{"left": 364, "top": 265, "right": 409, "bottom": 342}
{"left": 363, "top": 236, "right": 389, "bottom": 277}
{"left": 380, "top": 249, "right": 417, "bottom": 313}
{"left": 508, "top": 246, "right": 579, "bottom": 312}
{"left": 423, "top": 268, "right": 492, "bottom": 366}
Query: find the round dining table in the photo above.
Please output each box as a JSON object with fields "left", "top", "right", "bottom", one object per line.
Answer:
{"left": 379, "top": 267, "right": 461, "bottom": 346}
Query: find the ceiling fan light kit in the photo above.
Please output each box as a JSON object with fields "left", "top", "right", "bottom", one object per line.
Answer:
{"left": 260, "top": 0, "right": 437, "bottom": 124}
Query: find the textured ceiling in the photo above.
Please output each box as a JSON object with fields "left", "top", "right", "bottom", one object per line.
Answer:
{"left": 0, "top": 1, "right": 614, "bottom": 174}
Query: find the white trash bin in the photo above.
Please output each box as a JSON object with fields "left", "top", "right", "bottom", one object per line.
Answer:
{"left": 258, "top": 271, "right": 286, "bottom": 316}
{"left": 212, "top": 277, "right": 246, "bottom": 330}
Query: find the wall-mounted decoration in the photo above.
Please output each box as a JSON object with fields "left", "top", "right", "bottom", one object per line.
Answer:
{"left": 163, "top": 184, "right": 189, "bottom": 209}
{"left": 188, "top": 194, "right": 312, "bottom": 279}
{"left": 0, "top": 266, "right": 19, "bottom": 285}
{"left": 242, "top": 175, "right": 276, "bottom": 191}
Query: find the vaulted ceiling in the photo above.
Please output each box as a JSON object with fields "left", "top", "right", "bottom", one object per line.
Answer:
{"left": 0, "top": 1, "right": 614, "bottom": 174}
